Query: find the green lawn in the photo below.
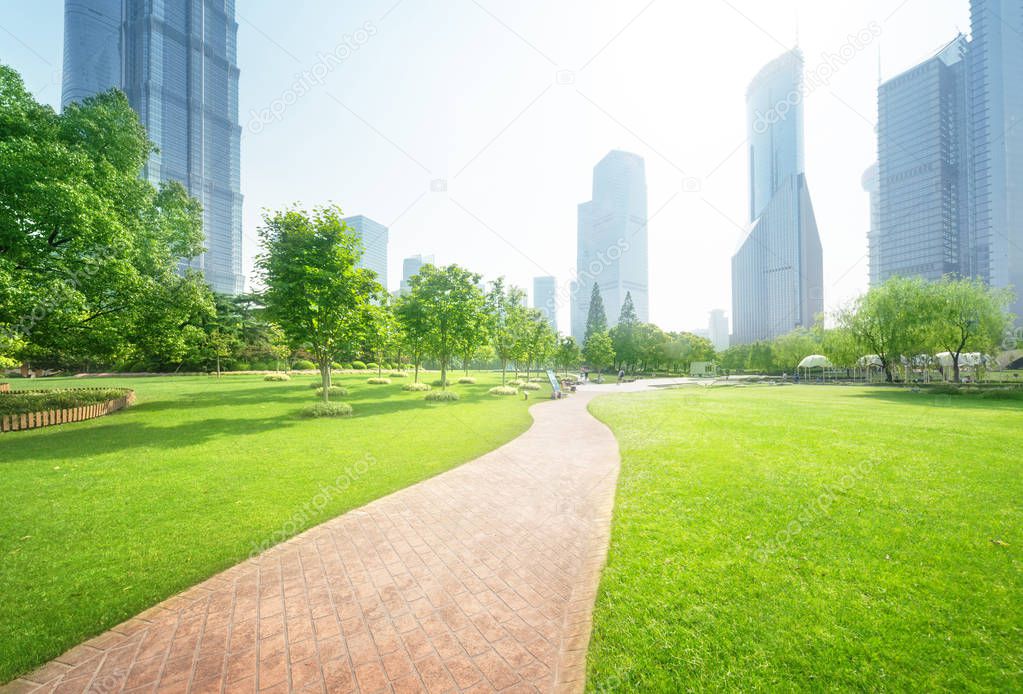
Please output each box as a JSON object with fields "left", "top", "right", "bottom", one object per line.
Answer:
{"left": 0, "top": 371, "right": 546, "bottom": 682}
{"left": 586, "top": 385, "right": 1022, "bottom": 692}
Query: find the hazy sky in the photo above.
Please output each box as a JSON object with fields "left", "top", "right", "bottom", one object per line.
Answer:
{"left": 2, "top": 0, "right": 971, "bottom": 333}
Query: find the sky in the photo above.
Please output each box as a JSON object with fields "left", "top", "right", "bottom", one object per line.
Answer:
{"left": 1, "top": 0, "right": 972, "bottom": 333}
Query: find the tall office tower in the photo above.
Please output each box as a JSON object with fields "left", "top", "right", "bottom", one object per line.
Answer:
{"left": 400, "top": 254, "right": 434, "bottom": 294}
{"left": 344, "top": 216, "right": 389, "bottom": 290}
{"left": 969, "top": 0, "right": 1023, "bottom": 319}
{"left": 862, "top": 163, "right": 882, "bottom": 286}
{"left": 533, "top": 276, "right": 558, "bottom": 332}
{"left": 62, "top": 0, "right": 245, "bottom": 295}
{"left": 876, "top": 38, "right": 970, "bottom": 283}
{"left": 732, "top": 50, "right": 824, "bottom": 345}
{"left": 570, "top": 150, "right": 649, "bottom": 342}
{"left": 708, "top": 309, "right": 730, "bottom": 352}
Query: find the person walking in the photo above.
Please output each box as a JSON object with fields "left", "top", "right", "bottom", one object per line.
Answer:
{"left": 617, "top": 368, "right": 625, "bottom": 385}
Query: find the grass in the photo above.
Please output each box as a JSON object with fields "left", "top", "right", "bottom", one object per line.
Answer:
{"left": 586, "top": 384, "right": 1022, "bottom": 692}
{"left": 0, "top": 371, "right": 548, "bottom": 682}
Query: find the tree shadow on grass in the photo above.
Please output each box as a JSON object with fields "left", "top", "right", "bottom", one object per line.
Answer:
{"left": 849, "top": 389, "right": 1023, "bottom": 412}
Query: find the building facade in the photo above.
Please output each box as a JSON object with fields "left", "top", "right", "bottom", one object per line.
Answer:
{"left": 399, "top": 254, "right": 434, "bottom": 295}
{"left": 533, "top": 276, "right": 557, "bottom": 332}
{"left": 708, "top": 309, "right": 730, "bottom": 352}
{"left": 872, "top": 1, "right": 1023, "bottom": 320}
{"left": 570, "top": 150, "right": 649, "bottom": 342}
{"left": 732, "top": 50, "right": 824, "bottom": 345}
{"left": 344, "top": 216, "right": 388, "bottom": 291}
{"left": 62, "top": 0, "right": 245, "bottom": 295}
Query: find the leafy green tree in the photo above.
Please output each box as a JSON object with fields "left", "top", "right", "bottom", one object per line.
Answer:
{"left": 611, "top": 291, "right": 639, "bottom": 370}
{"left": 923, "top": 278, "right": 1013, "bottom": 382}
{"left": 487, "top": 278, "right": 528, "bottom": 385}
{"left": 584, "top": 283, "right": 609, "bottom": 346}
{"left": 367, "top": 299, "right": 402, "bottom": 377}
{"left": 257, "top": 205, "right": 381, "bottom": 401}
{"left": 410, "top": 264, "right": 485, "bottom": 390}
{"left": 772, "top": 328, "right": 822, "bottom": 372}
{"left": 555, "top": 335, "right": 581, "bottom": 375}
{"left": 584, "top": 330, "right": 616, "bottom": 376}
{"left": 520, "top": 309, "right": 557, "bottom": 381}
{"left": 395, "top": 287, "right": 430, "bottom": 383}
{"left": 0, "top": 65, "right": 213, "bottom": 369}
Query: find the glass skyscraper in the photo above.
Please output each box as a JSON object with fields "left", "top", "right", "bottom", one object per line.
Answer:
{"left": 570, "top": 150, "right": 649, "bottom": 342}
{"left": 344, "top": 216, "right": 389, "bottom": 291}
{"left": 399, "top": 254, "right": 434, "bottom": 295}
{"left": 731, "top": 50, "right": 824, "bottom": 345}
{"left": 533, "top": 276, "right": 557, "bottom": 332}
{"left": 873, "top": 0, "right": 1023, "bottom": 320}
{"left": 62, "top": 0, "right": 245, "bottom": 296}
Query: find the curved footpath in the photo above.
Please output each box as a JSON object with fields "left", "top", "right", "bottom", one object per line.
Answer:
{"left": 5, "top": 379, "right": 688, "bottom": 694}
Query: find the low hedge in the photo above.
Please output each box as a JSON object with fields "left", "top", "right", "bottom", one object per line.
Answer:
{"left": 457, "top": 377, "right": 477, "bottom": 385}
{"left": 520, "top": 383, "right": 541, "bottom": 391}
{"left": 403, "top": 383, "right": 431, "bottom": 392}
{"left": 315, "top": 386, "right": 350, "bottom": 398}
{"left": 299, "top": 402, "right": 353, "bottom": 418}
{"left": 0, "top": 388, "right": 131, "bottom": 417}
{"left": 367, "top": 378, "right": 391, "bottom": 385}
{"left": 292, "top": 360, "right": 316, "bottom": 371}
{"left": 489, "top": 386, "right": 518, "bottom": 396}
{"left": 425, "top": 391, "right": 460, "bottom": 402}
{"left": 351, "top": 361, "right": 368, "bottom": 370}
{"left": 264, "top": 374, "right": 291, "bottom": 382}
{"left": 389, "top": 372, "right": 407, "bottom": 378}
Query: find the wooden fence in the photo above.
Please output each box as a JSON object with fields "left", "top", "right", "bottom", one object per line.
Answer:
{"left": 0, "top": 390, "right": 135, "bottom": 433}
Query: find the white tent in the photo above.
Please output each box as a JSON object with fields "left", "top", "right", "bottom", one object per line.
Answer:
{"left": 857, "top": 355, "right": 884, "bottom": 382}
{"left": 798, "top": 355, "right": 833, "bottom": 382}
{"left": 936, "top": 352, "right": 985, "bottom": 368}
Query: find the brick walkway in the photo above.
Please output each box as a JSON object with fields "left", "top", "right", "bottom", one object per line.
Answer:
{"left": 5, "top": 389, "right": 624, "bottom": 694}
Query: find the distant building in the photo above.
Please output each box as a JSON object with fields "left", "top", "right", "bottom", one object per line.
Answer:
{"left": 732, "top": 50, "right": 824, "bottom": 345}
{"left": 708, "top": 309, "right": 730, "bottom": 352}
{"left": 533, "top": 276, "right": 558, "bottom": 332}
{"left": 571, "top": 150, "right": 649, "bottom": 342}
{"left": 861, "top": 163, "right": 881, "bottom": 286}
{"left": 62, "top": 0, "right": 245, "bottom": 295}
{"left": 400, "top": 254, "right": 434, "bottom": 294}
{"left": 344, "top": 216, "right": 388, "bottom": 290}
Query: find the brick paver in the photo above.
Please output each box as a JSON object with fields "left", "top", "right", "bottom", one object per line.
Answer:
{"left": 5, "top": 387, "right": 630, "bottom": 694}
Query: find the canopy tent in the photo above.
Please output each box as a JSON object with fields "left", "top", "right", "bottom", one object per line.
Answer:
{"left": 797, "top": 355, "right": 833, "bottom": 382}
{"left": 936, "top": 352, "right": 985, "bottom": 368}
{"left": 857, "top": 354, "right": 885, "bottom": 382}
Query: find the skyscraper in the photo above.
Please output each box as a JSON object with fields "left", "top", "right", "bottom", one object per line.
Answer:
{"left": 533, "top": 276, "right": 557, "bottom": 332}
{"left": 862, "top": 163, "right": 881, "bottom": 286}
{"left": 732, "top": 50, "right": 824, "bottom": 345}
{"left": 708, "top": 309, "right": 730, "bottom": 352}
{"left": 62, "top": 0, "right": 245, "bottom": 295}
{"left": 570, "top": 150, "right": 649, "bottom": 342}
{"left": 344, "top": 216, "right": 389, "bottom": 291}
{"left": 400, "top": 254, "right": 434, "bottom": 295}
{"left": 871, "top": 0, "right": 1023, "bottom": 320}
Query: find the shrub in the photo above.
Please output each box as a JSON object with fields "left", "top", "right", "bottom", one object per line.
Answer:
{"left": 331, "top": 362, "right": 342, "bottom": 370}
{"left": 263, "top": 374, "right": 291, "bottom": 382}
{"left": 299, "top": 402, "right": 353, "bottom": 418}
{"left": 339, "top": 363, "right": 353, "bottom": 370}
{"left": 507, "top": 379, "right": 524, "bottom": 387}
{"left": 367, "top": 378, "right": 391, "bottom": 385}
{"left": 315, "top": 386, "right": 349, "bottom": 398}
{"left": 489, "top": 386, "right": 518, "bottom": 397}
{"left": 425, "top": 391, "right": 460, "bottom": 402}
{"left": 520, "top": 383, "right": 541, "bottom": 391}
{"left": 403, "top": 383, "right": 431, "bottom": 392}
{"left": 292, "top": 359, "right": 316, "bottom": 371}
{"left": 351, "top": 361, "right": 367, "bottom": 370}
{"left": 234, "top": 362, "right": 251, "bottom": 372}
{"left": 0, "top": 389, "right": 131, "bottom": 417}
{"left": 457, "top": 377, "right": 477, "bottom": 385}
{"left": 389, "top": 372, "right": 407, "bottom": 378}
{"left": 431, "top": 379, "right": 449, "bottom": 387}
{"left": 366, "top": 362, "right": 379, "bottom": 370}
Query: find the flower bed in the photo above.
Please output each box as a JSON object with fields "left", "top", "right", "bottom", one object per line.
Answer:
{"left": 0, "top": 388, "right": 135, "bottom": 433}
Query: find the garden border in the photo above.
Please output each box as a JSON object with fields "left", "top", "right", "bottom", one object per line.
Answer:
{"left": 0, "top": 389, "right": 135, "bottom": 433}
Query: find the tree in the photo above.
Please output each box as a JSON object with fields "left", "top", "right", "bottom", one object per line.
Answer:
{"left": 257, "top": 205, "right": 381, "bottom": 402}
{"left": 487, "top": 278, "right": 528, "bottom": 385}
{"left": 772, "top": 328, "right": 821, "bottom": 372}
{"left": 0, "top": 65, "right": 214, "bottom": 370}
{"left": 395, "top": 287, "right": 430, "bottom": 383}
{"left": 611, "top": 291, "right": 639, "bottom": 370}
{"left": 839, "top": 276, "right": 929, "bottom": 382}
{"left": 520, "top": 309, "right": 557, "bottom": 381}
{"left": 367, "top": 299, "right": 402, "bottom": 377}
{"left": 584, "top": 283, "right": 609, "bottom": 346}
{"left": 409, "top": 264, "right": 485, "bottom": 390}
{"left": 584, "top": 330, "right": 615, "bottom": 376}
{"left": 555, "top": 335, "right": 581, "bottom": 375}
{"left": 924, "top": 278, "right": 1013, "bottom": 382}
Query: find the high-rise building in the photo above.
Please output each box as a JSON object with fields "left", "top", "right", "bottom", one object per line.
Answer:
{"left": 344, "top": 216, "right": 388, "bottom": 291}
{"left": 533, "top": 276, "right": 557, "bottom": 332}
{"left": 570, "top": 150, "right": 649, "bottom": 342}
{"left": 400, "top": 254, "right": 434, "bottom": 295}
{"left": 871, "top": 1, "right": 1023, "bottom": 320}
{"left": 62, "top": 0, "right": 245, "bottom": 295}
{"left": 862, "top": 163, "right": 882, "bottom": 286}
{"left": 708, "top": 309, "right": 730, "bottom": 352}
{"left": 732, "top": 50, "right": 824, "bottom": 345}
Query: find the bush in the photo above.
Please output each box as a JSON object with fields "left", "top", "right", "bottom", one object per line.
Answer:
{"left": 457, "top": 377, "right": 477, "bottom": 385}
{"left": 339, "top": 363, "right": 353, "bottom": 370}
{"left": 315, "top": 386, "right": 350, "bottom": 398}
{"left": 351, "top": 361, "right": 367, "bottom": 370}
{"left": 299, "top": 402, "right": 353, "bottom": 418}
{"left": 520, "top": 383, "right": 541, "bottom": 391}
{"left": 367, "top": 378, "right": 391, "bottom": 385}
{"left": 292, "top": 360, "right": 316, "bottom": 371}
{"left": 389, "top": 372, "right": 407, "bottom": 378}
{"left": 489, "top": 386, "right": 518, "bottom": 397}
{"left": 425, "top": 391, "right": 460, "bottom": 402}
{"left": 0, "top": 388, "right": 131, "bottom": 416}
{"left": 507, "top": 379, "right": 524, "bottom": 387}
{"left": 403, "top": 382, "right": 432, "bottom": 392}
{"left": 263, "top": 374, "right": 291, "bottom": 382}
{"left": 366, "top": 362, "right": 379, "bottom": 370}
{"left": 331, "top": 362, "right": 342, "bottom": 370}
{"left": 431, "top": 379, "right": 449, "bottom": 387}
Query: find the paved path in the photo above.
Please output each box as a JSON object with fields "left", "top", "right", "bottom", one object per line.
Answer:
{"left": 6, "top": 382, "right": 671, "bottom": 694}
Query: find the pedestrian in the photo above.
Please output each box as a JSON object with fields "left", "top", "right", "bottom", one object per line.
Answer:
{"left": 617, "top": 368, "right": 625, "bottom": 385}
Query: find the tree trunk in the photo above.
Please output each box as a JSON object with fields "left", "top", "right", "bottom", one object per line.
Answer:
{"left": 953, "top": 357, "right": 961, "bottom": 384}
{"left": 414, "top": 356, "right": 420, "bottom": 383}
{"left": 441, "top": 359, "right": 448, "bottom": 390}
{"left": 501, "top": 360, "right": 507, "bottom": 385}
{"left": 320, "top": 362, "right": 331, "bottom": 402}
